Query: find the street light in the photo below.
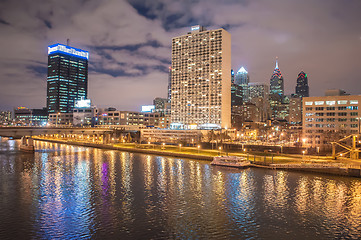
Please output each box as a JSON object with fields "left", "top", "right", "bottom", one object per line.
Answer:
{"left": 179, "top": 144, "right": 182, "bottom": 151}
{"left": 219, "top": 146, "right": 222, "bottom": 156}
{"left": 162, "top": 142, "right": 165, "bottom": 150}
{"left": 197, "top": 145, "right": 200, "bottom": 154}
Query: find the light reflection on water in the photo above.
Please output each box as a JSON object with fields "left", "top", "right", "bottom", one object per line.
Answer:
{"left": 0, "top": 137, "right": 360, "bottom": 239}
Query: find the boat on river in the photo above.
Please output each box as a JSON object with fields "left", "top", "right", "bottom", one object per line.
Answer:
{"left": 211, "top": 156, "right": 250, "bottom": 168}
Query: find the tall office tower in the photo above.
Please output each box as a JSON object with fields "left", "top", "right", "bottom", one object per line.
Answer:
{"left": 269, "top": 58, "right": 286, "bottom": 119}
{"left": 170, "top": 25, "right": 231, "bottom": 129}
{"left": 235, "top": 66, "right": 249, "bottom": 102}
{"left": 47, "top": 43, "right": 89, "bottom": 113}
{"left": 295, "top": 71, "right": 309, "bottom": 97}
{"left": 231, "top": 69, "right": 235, "bottom": 84}
{"left": 270, "top": 59, "right": 284, "bottom": 96}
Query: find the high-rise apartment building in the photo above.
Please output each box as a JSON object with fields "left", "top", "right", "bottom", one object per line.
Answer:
{"left": 295, "top": 71, "right": 309, "bottom": 97}
{"left": 47, "top": 43, "right": 89, "bottom": 113}
{"left": 170, "top": 25, "right": 231, "bottom": 129}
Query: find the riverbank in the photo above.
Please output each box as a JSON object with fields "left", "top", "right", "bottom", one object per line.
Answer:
{"left": 33, "top": 137, "right": 361, "bottom": 178}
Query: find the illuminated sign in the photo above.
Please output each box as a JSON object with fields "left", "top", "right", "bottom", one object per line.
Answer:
{"left": 141, "top": 105, "right": 155, "bottom": 112}
{"left": 48, "top": 43, "right": 89, "bottom": 60}
{"left": 191, "top": 25, "right": 200, "bottom": 31}
{"left": 75, "top": 99, "right": 91, "bottom": 108}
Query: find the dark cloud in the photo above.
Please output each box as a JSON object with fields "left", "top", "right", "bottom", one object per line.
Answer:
{"left": 0, "top": 0, "right": 361, "bottom": 111}
{"left": 0, "top": 18, "right": 10, "bottom": 25}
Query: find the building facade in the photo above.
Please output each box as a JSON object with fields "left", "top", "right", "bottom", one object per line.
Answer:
{"left": 0, "top": 111, "right": 12, "bottom": 126}
{"left": 269, "top": 59, "right": 288, "bottom": 120}
{"left": 95, "top": 109, "right": 169, "bottom": 129}
{"left": 48, "top": 112, "right": 73, "bottom": 126}
{"left": 289, "top": 97, "right": 302, "bottom": 124}
{"left": 302, "top": 95, "right": 361, "bottom": 150}
{"left": 170, "top": 25, "right": 231, "bottom": 129}
{"left": 295, "top": 71, "right": 309, "bottom": 97}
{"left": 235, "top": 67, "right": 249, "bottom": 102}
{"left": 47, "top": 43, "right": 88, "bottom": 113}
{"left": 14, "top": 107, "right": 48, "bottom": 126}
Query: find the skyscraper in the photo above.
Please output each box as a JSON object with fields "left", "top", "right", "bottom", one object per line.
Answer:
{"left": 295, "top": 71, "right": 309, "bottom": 97}
{"left": 170, "top": 25, "right": 231, "bottom": 129}
{"left": 270, "top": 59, "right": 284, "bottom": 96}
{"left": 47, "top": 43, "right": 89, "bottom": 113}
{"left": 269, "top": 58, "right": 288, "bottom": 120}
{"left": 235, "top": 66, "right": 249, "bottom": 102}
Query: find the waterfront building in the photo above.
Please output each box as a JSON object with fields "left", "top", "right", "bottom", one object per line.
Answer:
{"left": 0, "top": 111, "right": 12, "bottom": 126}
{"left": 302, "top": 94, "right": 361, "bottom": 150}
{"left": 47, "top": 43, "right": 88, "bottom": 114}
{"left": 48, "top": 112, "right": 73, "bottom": 126}
{"left": 295, "top": 71, "right": 309, "bottom": 97}
{"left": 73, "top": 99, "right": 97, "bottom": 126}
{"left": 170, "top": 25, "right": 231, "bottom": 129}
{"left": 14, "top": 107, "right": 48, "bottom": 126}
{"left": 96, "top": 108, "right": 169, "bottom": 128}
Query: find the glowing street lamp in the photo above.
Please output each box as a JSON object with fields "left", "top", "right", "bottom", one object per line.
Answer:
{"left": 179, "top": 144, "right": 182, "bottom": 151}
{"left": 219, "top": 146, "right": 222, "bottom": 156}
{"left": 197, "top": 145, "right": 200, "bottom": 154}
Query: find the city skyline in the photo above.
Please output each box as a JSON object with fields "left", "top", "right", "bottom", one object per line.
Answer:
{"left": 1, "top": 0, "right": 361, "bottom": 111}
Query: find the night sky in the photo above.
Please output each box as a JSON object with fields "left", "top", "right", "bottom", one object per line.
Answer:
{"left": 1, "top": 0, "right": 361, "bottom": 111}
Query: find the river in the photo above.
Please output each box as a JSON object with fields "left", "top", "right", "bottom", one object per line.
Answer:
{"left": 0, "top": 137, "right": 360, "bottom": 239}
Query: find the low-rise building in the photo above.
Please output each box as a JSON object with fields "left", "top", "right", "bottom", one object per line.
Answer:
{"left": 302, "top": 95, "right": 361, "bottom": 151}
{"left": 14, "top": 107, "right": 48, "bottom": 126}
{"left": 96, "top": 109, "right": 169, "bottom": 128}
{"left": 48, "top": 112, "right": 73, "bottom": 126}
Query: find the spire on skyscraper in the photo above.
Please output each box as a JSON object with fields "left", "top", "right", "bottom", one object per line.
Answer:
{"left": 275, "top": 57, "right": 279, "bottom": 69}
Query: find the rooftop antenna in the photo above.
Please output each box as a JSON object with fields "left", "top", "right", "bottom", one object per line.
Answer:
{"left": 275, "top": 56, "right": 279, "bottom": 69}
{"left": 67, "top": 39, "right": 70, "bottom": 46}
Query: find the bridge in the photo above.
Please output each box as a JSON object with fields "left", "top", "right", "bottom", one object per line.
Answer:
{"left": 0, "top": 127, "right": 119, "bottom": 139}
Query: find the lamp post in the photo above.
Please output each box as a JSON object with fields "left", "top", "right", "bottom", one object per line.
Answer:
{"left": 302, "top": 150, "right": 305, "bottom": 161}
{"left": 197, "top": 145, "right": 200, "bottom": 154}
{"left": 179, "top": 144, "right": 182, "bottom": 152}
{"left": 219, "top": 146, "right": 222, "bottom": 156}
{"left": 162, "top": 142, "right": 165, "bottom": 150}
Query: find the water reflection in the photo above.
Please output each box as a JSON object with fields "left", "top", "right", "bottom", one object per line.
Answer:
{"left": 0, "top": 138, "right": 360, "bottom": 239}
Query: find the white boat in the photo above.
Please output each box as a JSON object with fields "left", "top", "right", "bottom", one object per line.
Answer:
{"left": 211, "top": 156, "right": 250, "bottom": 168}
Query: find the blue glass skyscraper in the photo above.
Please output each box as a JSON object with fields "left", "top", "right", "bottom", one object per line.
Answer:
{"left": 47, "top": 43, "right": 88, "bottom": 113}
